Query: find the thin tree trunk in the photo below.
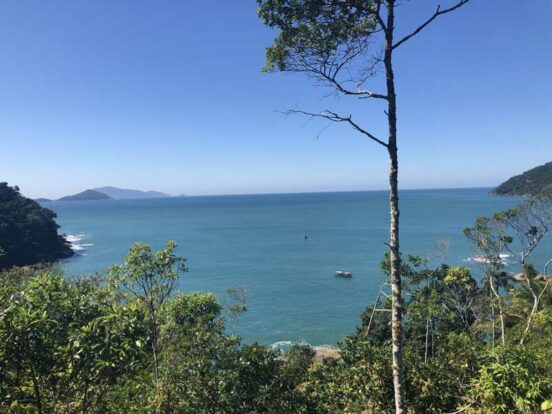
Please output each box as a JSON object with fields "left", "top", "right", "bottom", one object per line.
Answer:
{"left": 388, "top": 142, "right": 404, "bottom": 414}
{"left": 149, "top": 303, "right": 162, "bottom": 414}
{"left": 519, "top": 270, "right": 538, "bottom": 346}
{"left": 150, "top": 308, "right": 160, "bottom": 383}
{"left": 384, "top": 2, "right": 405, "bottom": 412}
{"left": 424, "top": 274, "right": 431, "bottom": 363}
{"left": 365, "top": 285, "right": 384, "bottom": 337}
{"left": 520, "top": 295, "right": 539, "bottom": 346}
{"left": 520, "top": 258, "right": 552, "bottom": 345}
{"left": 490, "top": 292, "right": 495, "bottom": 347}
{"left": 488, "top": 275, "right": 505, "bottom": 346}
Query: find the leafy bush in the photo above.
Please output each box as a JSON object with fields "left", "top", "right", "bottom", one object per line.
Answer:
{"left": 469, "top": 347, "right": 551, "bottom": 413}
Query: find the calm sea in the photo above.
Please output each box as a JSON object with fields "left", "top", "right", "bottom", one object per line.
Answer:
{"left": 46, "top": 188, "right": 551, "bottom": 348}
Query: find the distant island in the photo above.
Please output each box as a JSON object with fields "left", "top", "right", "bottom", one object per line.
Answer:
{"left": 93, "top": 186, "right": 170, "bottom": 199}
{"left": 0, "top": 182, "right": 73, "bottom": 269}
{"left": 59, "top": 189, "right": 112, "bottom": 201}
{"left": 494, "top": 161, "right": 552, "bottom": 196}
{"left": 47, "top": 186, "right": 171, "bottom": 201}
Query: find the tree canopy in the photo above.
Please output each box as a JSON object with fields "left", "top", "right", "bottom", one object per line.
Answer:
{"left": 0, "top": 183, "right": 73, "bottom": 270}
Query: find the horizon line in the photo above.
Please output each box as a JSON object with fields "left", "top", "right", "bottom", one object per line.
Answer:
{"left": 36, "top": 185, "right": 496, "bottom": 201}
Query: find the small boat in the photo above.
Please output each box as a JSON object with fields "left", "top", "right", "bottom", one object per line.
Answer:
{"left": 335, "top": 270, "right": 352, "bottom": 278}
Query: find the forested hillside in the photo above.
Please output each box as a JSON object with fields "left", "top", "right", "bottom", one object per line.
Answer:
{"left": 0, "top": 183, "right": 73, "bottom": 269}
{"left": 494, "top": 162, "right": 552, "bottom": 196}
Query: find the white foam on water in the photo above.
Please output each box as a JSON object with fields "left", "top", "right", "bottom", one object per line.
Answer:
{"left": 65, "top": 234, "right": 93, "bottom": 253}
{"left": 465, "top": 253, "right": 511, "bottom": 265}
{"left": 270, "top": 341, "right": 298, "bottom": 351}
{"left": 270, "top": 340, "right": 337, "bottom": 352}
{"left": 312, "top": 344, "right": 335, "bottom": 350}
{"left": 65, "top": 234, "right": 84, "bottom": 243}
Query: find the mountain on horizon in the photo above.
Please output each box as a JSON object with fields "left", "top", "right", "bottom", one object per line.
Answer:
{"left": 93, "top": 186, "right": 170, "bottom": 199}
{"left": 59, "top": 189, "right": 112, "bottom": 201}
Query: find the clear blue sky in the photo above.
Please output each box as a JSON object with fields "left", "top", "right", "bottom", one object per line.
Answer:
{"left": 1, "top": 1, "right": 551, "bottom": 199}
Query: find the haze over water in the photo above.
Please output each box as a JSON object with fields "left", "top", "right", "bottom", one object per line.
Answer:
{"left": 48, "top": 188, "right": 550, "bottom": 347}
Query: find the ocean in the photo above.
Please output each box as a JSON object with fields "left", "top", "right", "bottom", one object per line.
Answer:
{"left": 46, "top": 188, "right": 551, "bottom": 348}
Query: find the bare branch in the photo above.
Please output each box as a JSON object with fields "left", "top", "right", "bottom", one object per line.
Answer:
{"left": 286, "top": 109, "right": 388, "bottom": 148}
{"left": 374, "top": 0, "right": 387, "bottom": 33}
{"left": 545, "top": 258, "right": 552, "bottom": 276}
{"left": 393, "top": 1, "right": 470, "bottom": 50}
{"left": 322, "top": 71, "right": 388, "bottom": 100}
{"left": 291, "top": 43, "right": 387, "bottom": 100}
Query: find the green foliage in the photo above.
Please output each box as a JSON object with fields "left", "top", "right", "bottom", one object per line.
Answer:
{"left": 108, "top": 241, "right": 188, "bottom": 406}
{"left": 312, "top": 341, "right": 394, "bottom": 413}
{"left": 0, "top": 245, "right": 311, "bottom": 413}
{"left": 226, "top": 287, "right": 248, "bottom": 335}
{"left": 0, "top": 267, "right": 145, "bottom": 413}
{"left": 257, "top": 0, "right": 377, "bottom": 73}
{"left": 108, "top": 241, "right": 187, "bottom": 308}
{"left": 0, "top": 183, "right": 73, "bottom": 270}
{"left": 155, "top": 293, "right": 239, "bottom": 413}
{"left": 403, "top": 334, "right": 481, "bottom": 414}
{"left": 464, "top": 216, "right": 511, "bottom": 269}
{"left": 469, "top": 347, "right": 551, "bottom": 414}
{"left": 301, "top": 239, "right": 551, "bottom": 413}
{"left": 312, "top": 260, "right": 483, "bottom": 413}
{"left": 282, "top": 344, "right": 315, "bottom": 386}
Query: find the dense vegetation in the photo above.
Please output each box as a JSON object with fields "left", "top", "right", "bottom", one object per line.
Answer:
{"left": 0, "top": 183, "right": 73, "bottom": 270}
{"left": 494, "top": 161, "right": 552, "bottom": 196}
{"left": 1, "top": 198, "right": 551, "bottom": 413}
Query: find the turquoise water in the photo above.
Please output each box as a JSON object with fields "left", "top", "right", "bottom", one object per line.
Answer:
{"left": 47, "top": 189, "right": 550, "bottom": 347}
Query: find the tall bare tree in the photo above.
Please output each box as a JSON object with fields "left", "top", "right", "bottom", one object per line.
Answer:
{"left": 257, "top": 1, "right": 470, "bottom": 412}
